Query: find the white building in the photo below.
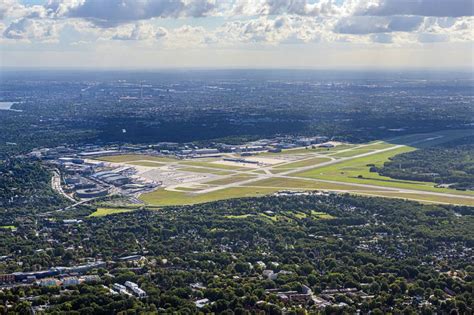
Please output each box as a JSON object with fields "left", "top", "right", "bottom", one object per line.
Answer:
{"left": 113, "top": 283, "right": 126, "bottom": 291}
{"left": 131, "top": 286, "right": 147, "bottom": 298}
{"left": 125, "top": 281, "right": 138, "bottom": 289}
{"left": 195, "top": 298, "right": 210, "bottom": 308}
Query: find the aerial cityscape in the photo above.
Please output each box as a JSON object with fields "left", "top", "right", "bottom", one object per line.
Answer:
{"left": 1, "top": 0, "right": 473, "bottom": 314}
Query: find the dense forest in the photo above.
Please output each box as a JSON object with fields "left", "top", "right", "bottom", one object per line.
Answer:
{"left": 1, "top": 194, "right": 472, "bottom": 313}
{"left": 377, "top": 137, "right": 474, "bottom": 190}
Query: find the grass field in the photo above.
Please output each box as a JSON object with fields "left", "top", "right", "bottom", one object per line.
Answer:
{"left": 173, "top": 187, "right": 202, "bottom": 192}
{"left": 205, "top": 175, "right": 256, "bottom": 185}
{"left": 0, "top": 225, "right": 16, "bottom": 229}
{"left": 294, "top": 146, "right": 472, "bottom": 194}
{"left": 89, "top": 207, "right": 138, "bottom": 217}
{"left": 224, "top": 214, "right": 253, "bottom": 219}
{"left": 311, "top": 211, "right": 335, "bottom": 219}
{"left": 181, "top": 161, "right": 250, "bottom": 170}
{"left": 140, "top": 187, "right": 279, "bottom": 206}
{"left": 274, "top": 157, "right": 331, "bottom": 169}
{"left": 98, "top": 154, "right": 177, "bottom": 163}
{"left": 244, "top": 177, "right": 392, "bottom": 191}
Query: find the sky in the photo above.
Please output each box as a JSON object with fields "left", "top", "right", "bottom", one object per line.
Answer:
{"left": 0, "top": 0, "right": 473, "bottom": 69}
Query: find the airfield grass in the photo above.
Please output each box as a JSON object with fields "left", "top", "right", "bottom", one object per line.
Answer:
{"left": 89, "top": 207, "right": 138, "bottom": 217}
{"left": 205, "top": 175, "right": 256, "bottom": 185}
{"left": 294, "top": 145, "right": 474, "bottom": 196}
{"left": 173, "top": 187, "right": 202, "bottom": 192}
{"left": 181, "top": 161, "right": 250, "bottom": 171}
{"left": 97, "top": 154, "right": 177, "bottom": 163}
{"left": 245, "top": 178, "right": 474, "bottom": 205}
{"left": 274, "top": 157, "right": 331, "bottom": 169}
{"left": 244, "top": 177, "right": 392, "bottom": 191}
{"left": 140, "top": 187, "right": 279, "bottom": 206}
{"left": 270, "top": 169, "right": 291, "bottom": 174}
{"left": 252, "top": 170, "right": 268, "bottom": 174}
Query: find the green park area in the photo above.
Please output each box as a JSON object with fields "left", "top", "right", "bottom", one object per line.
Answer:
{"left": 89, "top": 207, "right": 138, "bottom": 217}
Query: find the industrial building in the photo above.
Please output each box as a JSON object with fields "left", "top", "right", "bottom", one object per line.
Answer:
{"left": 75, "top": 188, "right": 108, "bottom": 199}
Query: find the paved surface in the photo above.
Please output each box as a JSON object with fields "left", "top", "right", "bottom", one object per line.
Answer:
{"left": 190, "top": 136, "right": 474, "bottom": 203}
{"left": 51, "top": 169, "right": 76, "bottom": 202}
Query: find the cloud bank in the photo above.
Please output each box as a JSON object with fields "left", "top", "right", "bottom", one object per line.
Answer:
{"left": 1, "top": 0, "right": 473, "bottom": 51}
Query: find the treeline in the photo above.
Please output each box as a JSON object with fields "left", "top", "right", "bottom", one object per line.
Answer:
{"left": 376, "top": 137, "right": 474, "bottom": 190}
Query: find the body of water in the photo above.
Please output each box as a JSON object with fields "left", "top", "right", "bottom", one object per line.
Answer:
{"left": 0, "top": 102, "right": 23, "bottom": 112}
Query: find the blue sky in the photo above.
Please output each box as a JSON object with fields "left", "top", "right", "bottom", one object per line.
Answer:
{"left": 1, "top": 0, "right": 473, "bottom": 69}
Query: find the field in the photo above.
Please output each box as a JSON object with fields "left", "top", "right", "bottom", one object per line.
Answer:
{"left": 293, "top": 147, "right": 473, "bottom": 197}
{"left": 89, "top": 207, "right": 138, "bottom": 217}
{"left": 140, "top": 187, "right": 279, "bottom": 206}
{"left": 94, "top": 129, "right": 474, "bottom": 207}
{"left": 0, "top": 225, "right": 16, "bottom": 229}
{"left": 206, "top": 175, "right": 256, "bottom": 185}
{"left": 273, "top": 157, "right": 331, "bottom": 169}
{"left": 244, "top": 177, "right": 393, "bottom": 192}
{"left": 181, "top": 161, "right": 250, "bottom": 170}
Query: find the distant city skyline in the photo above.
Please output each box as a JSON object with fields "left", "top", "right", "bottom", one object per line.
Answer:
{"left": 1, "top": 0, "right": 473, "bottom": 69}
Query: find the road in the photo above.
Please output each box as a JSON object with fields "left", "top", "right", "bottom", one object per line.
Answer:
{"left": 51, "top": 169, "right": 76, "bottom": 202}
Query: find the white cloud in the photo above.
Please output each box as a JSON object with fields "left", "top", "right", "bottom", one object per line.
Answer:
{"left": 232, "top": 0, "right": 341, "bottom": 16}
{"left": 110, "top": 22, "right": 167, "bottom": 41}
{"left": 215, "top": 15, "right": 331, "bottom": 45}
{"left": 48, "top": 0, "right": 217, "bottom": 27}
{"left": 354, "top": 0, "right": 473, "bottom": 17}
{"left": 1, "top": 0, "right": 50, "bottom": 20}
{"left": 334, "top": 15, "right": 423, "bottom": 34}
{"left": 164, "top": 25, "right": 210, "bottom": 48}
{"left": 1, "top": 0, "right": 473, "bottom": 48}
{"left": 3, "top": 17, "right": 60, "bottom": 42}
